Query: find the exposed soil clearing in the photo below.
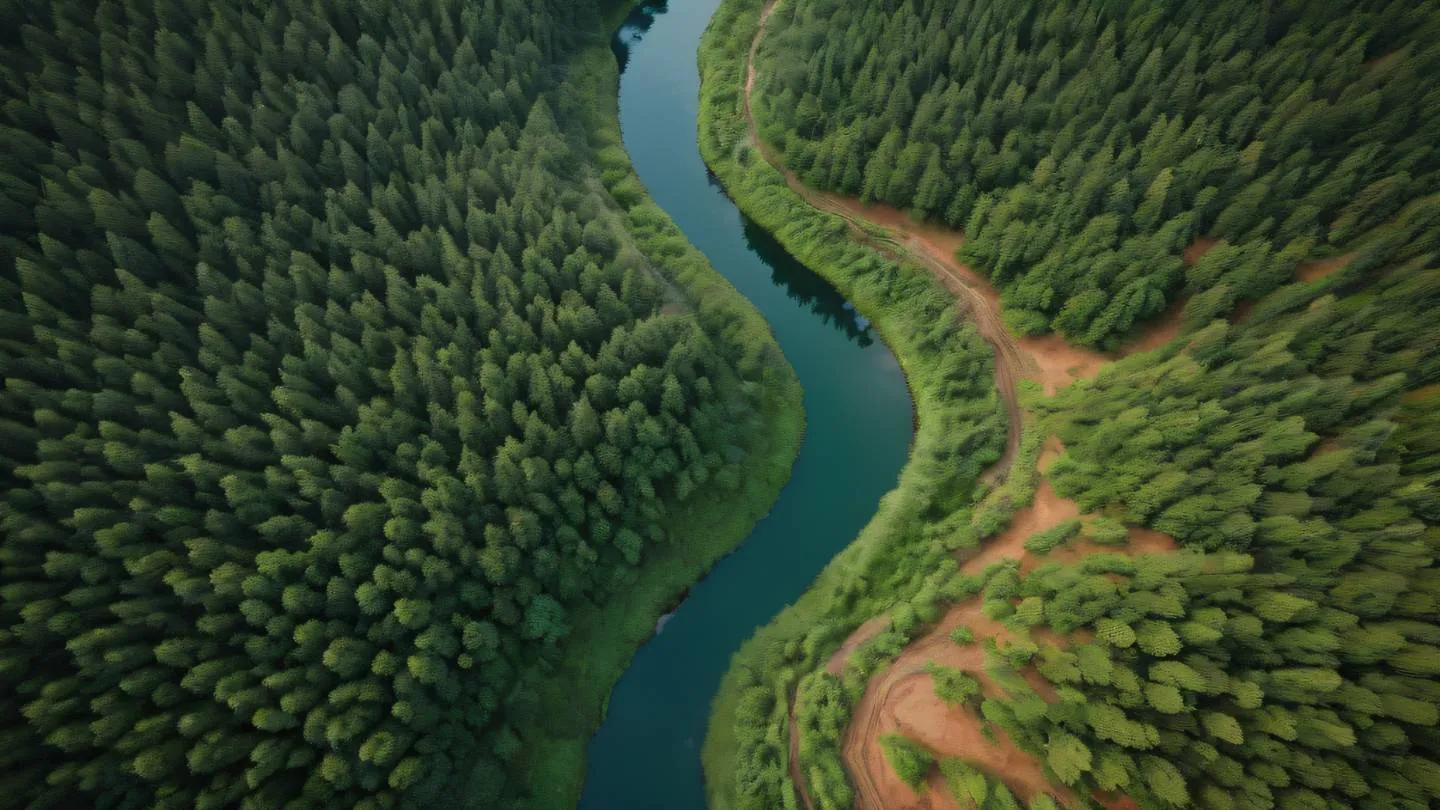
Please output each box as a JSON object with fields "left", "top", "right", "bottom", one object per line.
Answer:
{"left": 747, "top": 0, "right": 1051, "bottom": 484}
{"left": 746, "top": 12, "right": 1365, "bottom": 800}
{"left": 1183, "top": 237, "right": 1219, "bottom": 265}
{"left": 1117, "top": 298, "right": 1186, "bottom": 356}
{"left": 1296, "top": 253, "right": 1354, "bottom": 283}
{"left": 858, "top": 604, "right": 1061, "bottom": 810}
{"left": 839, "top": 444, "right": 1177, "bottom": 810}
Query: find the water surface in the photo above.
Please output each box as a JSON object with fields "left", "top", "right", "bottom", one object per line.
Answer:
{"left": 579, "top": 1, "right": 914, "bottom": 806}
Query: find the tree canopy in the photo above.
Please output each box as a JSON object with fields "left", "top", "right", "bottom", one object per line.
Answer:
{"left": 713, "top": 0, "right": 1440, "bottom": 807}
{"left": 0, "top": 0, "right": 787, "bottom": 807}
{"left": 754, "top": 0, "right": 1440, "bottom": 346}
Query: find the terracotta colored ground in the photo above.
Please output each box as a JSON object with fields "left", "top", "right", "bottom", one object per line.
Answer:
{"left": 740, "top": 4, "right": 1388, "bottom": 806}
{"left": 1296, "top": 253, "right": 1354, "bottom": 283}
{"left": 834, "top": 435, "right": 1175, "bottom": 810}
{"left": 743, "top": 1, "right": 1175, "bottom": 494}
{"left": 1182, "top": 237, "right": 1219, "bottom": 266}
{"left": 1365, "top": 49, "right": 1404, "bottom": 72}
{"left": 747, "top": 8, "right": 1374, "bottom": 804}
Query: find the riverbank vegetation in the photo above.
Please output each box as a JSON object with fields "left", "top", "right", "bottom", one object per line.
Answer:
{"left": 0, "top": 0, "right": 801, "bottom": 807}
{"left": 698, "top": 2, "right": 1015, "bottom": 807}
{"left": 707, "top": 0, "right": 1440, "bottom": 807}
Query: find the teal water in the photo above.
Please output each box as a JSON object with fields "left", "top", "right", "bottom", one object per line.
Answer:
{"left": 578, "top": 0, "right": 915, "bottom": 807}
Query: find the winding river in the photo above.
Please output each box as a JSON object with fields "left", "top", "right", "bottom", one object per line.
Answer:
{"left": 578, "top": 0, "right": 915, "bottom": 807}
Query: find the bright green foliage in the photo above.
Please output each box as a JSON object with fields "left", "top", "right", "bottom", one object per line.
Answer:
{"left": 1006, "top": 198, "right": 1440, "bottom": 808}
{"left": 1045, "top": 730, "right": 1093, "bottom": 785}
{"left": 939, "top": 758, "right": 988, "bottom": 807}
{"left": 1083, "top": 517, "right": 1130, "bottom": 546}
{"left": 879, "top": 733, "right": 935, "bottom": 790}
{"left": 703, "top": 0, "right": 1440, "bottom": 809}
{"left": 793, "top": 671, "right": 855, "bottom": 810}
{"left": 1023, "top": 519, "right": 1082, "bottom": 555}
{"left": 940, "top": 759, "right": 1030, "bottom": 810}
{"left": 1027, "top": 795, "right": 1061, "bottom": 810}
{"left": 0, "top": 0, "right": 792, "bottom": 807}
{"left": 754, "top": 0, "right": 1440, "bottom": 346}
{"left": 1096, "top": 618, "right": 1137, "bottom": 648}
{"left": 695, "top": 0, "right": 1014, "bottom": 794}
{"left": 927, "top": 663, "right": 982, "bottom": 707}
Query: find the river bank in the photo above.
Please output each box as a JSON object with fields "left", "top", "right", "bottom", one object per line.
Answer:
{"left": 498, "top": 3, "right": 806, "bottom": 805}
{"left": 575, "top": 0, "right": 925, "bottom": 807}
{"left": 694, "top": 0, "right": 1012, "bottom": 807}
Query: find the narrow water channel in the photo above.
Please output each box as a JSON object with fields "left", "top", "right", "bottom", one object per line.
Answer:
{"left": 578, "top": 0, "right": 915, "bottom": 807}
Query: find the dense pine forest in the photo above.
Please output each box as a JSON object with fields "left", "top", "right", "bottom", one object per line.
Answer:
{"left": 703, "top": 0, "right": 1440, "bottom": 809}
{"left": 6, "top": 0, "right": 1440, "bottom": 806}
{"left": 753, "top": 0, "right": 1440, "bottom": 347}
{"left": 0, "top": 0, "right": 801, "bottom": 807}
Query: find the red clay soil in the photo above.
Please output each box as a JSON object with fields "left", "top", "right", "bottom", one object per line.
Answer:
{"left": 857, "top": 604, "right": 1062, "bottom": 810}
{"left": 820, "top": 439, "right": 1177, "bottom": 810}
{"left": 1117, "top": 298, "right": 1186, "bottom": 356}
{"left": 838, "top": 444, "right": 1177, "bottom": 810}
{"left": 745, "top": 2, "right": 1190, "bottom": 430}
{"left": 746, "top": 9, "right": 1370, "bottom": 808}
{"left": 745, "top": 1, "right": 1108, "bottom": 489}
{"left": 1183, "top": 237, "right": 1219, "bottom": 266}
{"left": 1296, "top": 253, "right": 1354, "bottom": 283}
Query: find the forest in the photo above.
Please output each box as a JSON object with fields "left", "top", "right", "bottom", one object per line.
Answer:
{"left": 702, "top": 0, "right": 1440, "bottom": 809}
{"left": 5, "top": 0, "right": 1440, "bottom": 807}
{"left": 752, "top": 0, "right": 1440, "bottom": 347}
{"left": 0, "top": 0, "right": 801, "bottom": 808}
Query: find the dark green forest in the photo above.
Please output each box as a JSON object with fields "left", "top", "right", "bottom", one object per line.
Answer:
{"left": 0, "top": 0, "right": 798, "bottom": 807}
{"left": 753, "top": 0, "right": 1440, "bottom": 346}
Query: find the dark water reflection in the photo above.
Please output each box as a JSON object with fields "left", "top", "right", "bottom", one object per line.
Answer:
{"left": 738, "top": 214, "right": 875, "bottom": 345}
{"left": 610, "top": 0, "right": 669, "bottom": 73}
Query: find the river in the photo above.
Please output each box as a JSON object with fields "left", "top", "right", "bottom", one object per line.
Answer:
{"left": 577, "top": 0, "right": 915, "bottom": 807}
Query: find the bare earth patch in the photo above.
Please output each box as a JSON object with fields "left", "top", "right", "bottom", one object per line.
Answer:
{"left": 1296, "top": 253, "right": 1354, "bottom": 283}
{"left": 1183, "top": 236, "right": 1219, "bottom": 266}
{"left": 838, "top": 453, "right": 1178, "bottom": 810}
{"left": 1117, "top": 298, "right": 1186, "bottom": 356}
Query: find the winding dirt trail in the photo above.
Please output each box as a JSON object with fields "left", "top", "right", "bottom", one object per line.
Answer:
{"left": 743, "top": 1, "right": 1140, "bottom": 490}
{"left": 741, "top": 5, "right": 1366, "bottom": 807}
{"left": 839, "top": 445, "right": 1176, "bottom": 810}
{"left": 738, "top": 5, "right": 1350, "bottom": 808}
{"left": 743, "top": 4, "right": 1089, "bottom": 808}
{"left": 741, "top": 6, "right": 1183, "bottom": 808}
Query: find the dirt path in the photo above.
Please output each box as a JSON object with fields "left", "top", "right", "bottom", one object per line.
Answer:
{"left": 840, "top": 444, "right": 1176, "bottom": 810}
{"left": 743, "top": 1, "right": 1168, "bottom": 490}
{"left": 746, "top": 1, "right": 1035, "bottom": 483}
{"left": 1296, "top": 253, "right": 1354, "bottom": 283}
{"left": 742, "top": 8, "right": 1366, "bottom": 806}
{"left": 742, "top": 6, "right": 1178, "bottom": 808}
